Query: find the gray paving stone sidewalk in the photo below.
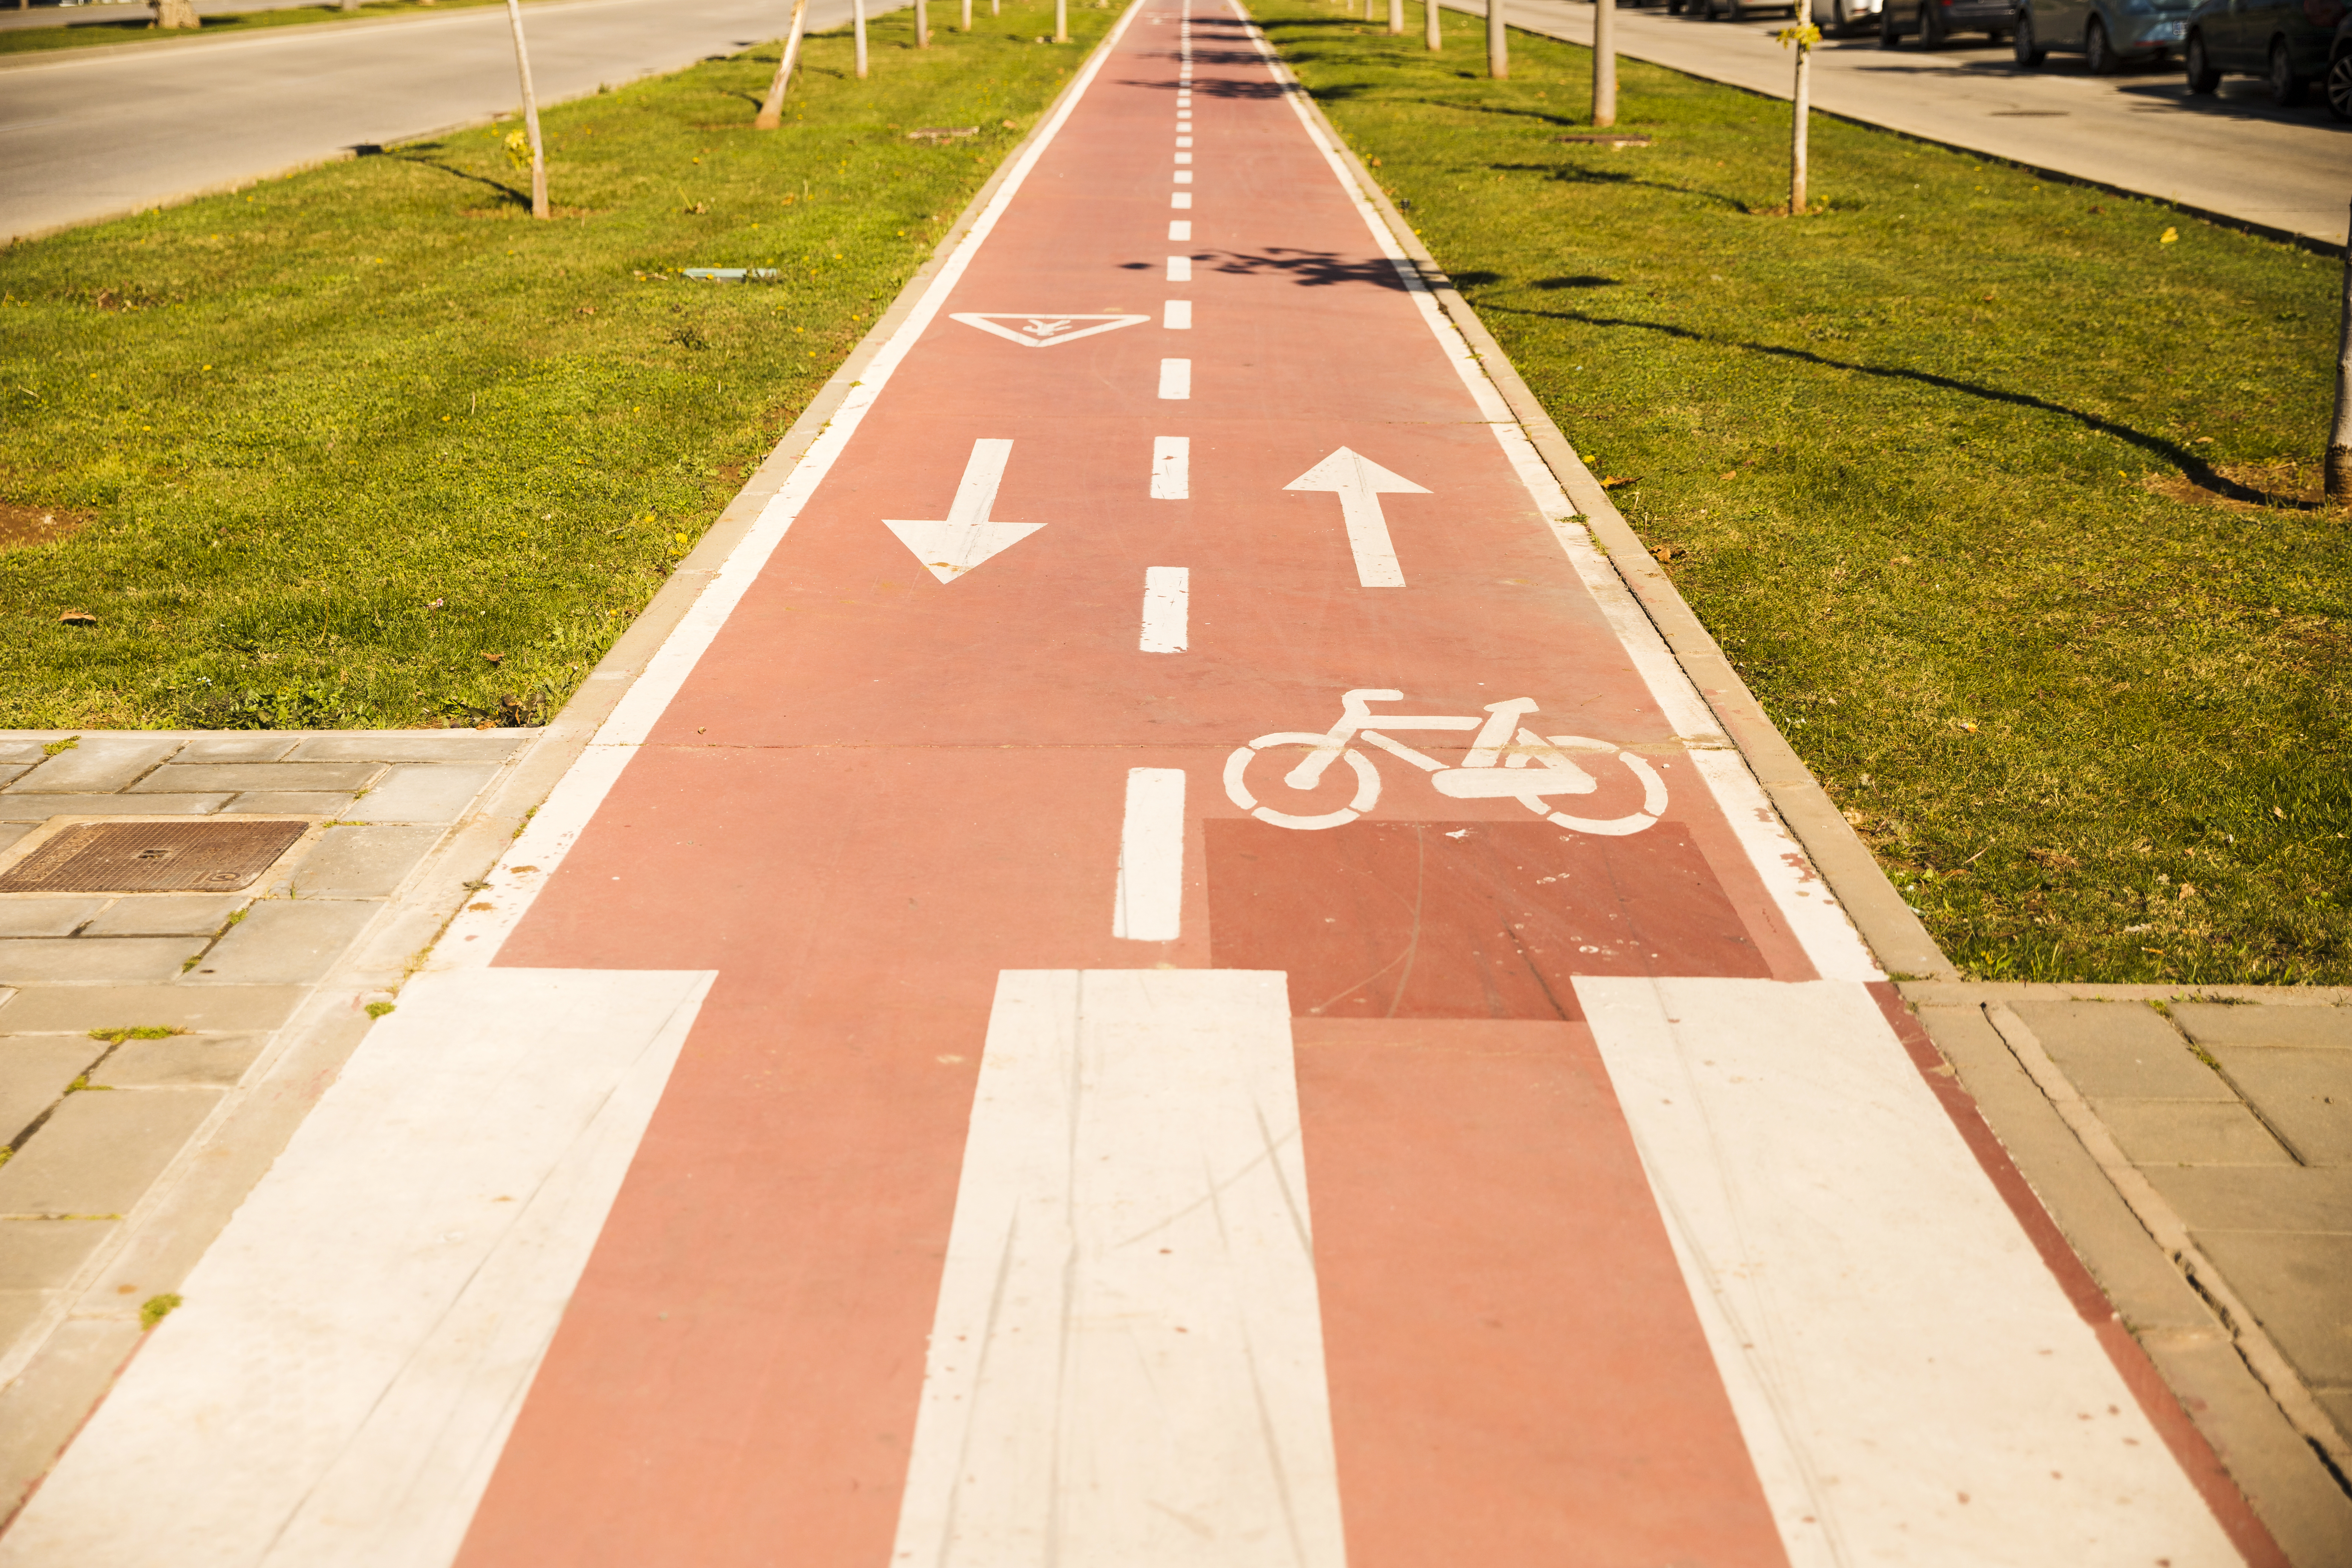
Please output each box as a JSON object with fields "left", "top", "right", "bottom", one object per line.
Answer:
{"left": 1906, "top": 983, "right": 2352, "bottom": 1565}
{"left": 0, "top": 727, "right": 531, "bottom": 1449}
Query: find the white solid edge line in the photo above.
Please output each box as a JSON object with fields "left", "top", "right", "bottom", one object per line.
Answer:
{"left": 431, "top": 0, "right": 1151, "bottom": 972}
{"left": 1112, "top": 766, "right": 1186, "bottom": 939}
{"left": 1233, "top": 2, "right": 1879, "bottom": 983}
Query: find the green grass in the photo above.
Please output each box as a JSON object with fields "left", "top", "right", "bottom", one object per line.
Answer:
{"left": 1257, "top": 0, "right": 2350, "bottom": 985}
{"left": 0, "top": 0, "right": 1112, "bottom": 731}
{"left": 0, "top": 0, "right": 559, "bottom": 58}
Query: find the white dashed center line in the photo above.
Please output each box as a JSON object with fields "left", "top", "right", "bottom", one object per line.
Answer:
{"left": 1139, "top": 567, "right": 1190, "bottom": 655}
{"left": 1164, "top": 300, "right": 1191, "bottom": 329}
{"left": 1151, "top": 436, "right": 1190, "bottom": 498}
{"left": 1158, "top": 358, "right": 1191, "bottom": 399}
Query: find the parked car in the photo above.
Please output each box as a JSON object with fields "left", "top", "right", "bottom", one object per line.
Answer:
{"left": 2010, "top": 0, "right": 2200, "bottom": 70}
{"left": 1666, "top": 0, "right": 1802, "bottom": 18}
{"left": 2332, "top": 9, "right": 2352, "bottom": 117}
{"left": 1814, "top": 0, "right": 1886, "bottom": 31}
{"left": 1879, "top": 0, "right": 2018, "bottom": 48}
{"left": 2184, "top": 0, "right": 2343, "bottom": 105}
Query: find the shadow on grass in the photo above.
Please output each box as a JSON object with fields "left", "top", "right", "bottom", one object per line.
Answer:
{"left": 384, "top": 145, "right": 531, "bottom": 210}
{"left": 1484, "top": 301, "right": 2310, "bottom": 507}
{"left": 1489, "top": 158, "right": 1750, "bottom": 211}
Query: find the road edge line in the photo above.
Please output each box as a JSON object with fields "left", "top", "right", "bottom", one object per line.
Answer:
{"left": 0, "top": 2, "right": 920, "bottom": 244}
{"left": 1234, "top": 4, "right": 1951, "bottom": 984}
{"left": 421, "top": 0, "right": 1148, "bottom": 971}
{"left": 0, "top": 0, "right": 744, "bottom": 74}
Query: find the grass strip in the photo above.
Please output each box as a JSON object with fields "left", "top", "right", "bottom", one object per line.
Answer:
{"left": 0, "top": 0, "right": 1113, "bottom": 732}
{"left": 1255, "top": 0, "right": 2348, "bottom": 985}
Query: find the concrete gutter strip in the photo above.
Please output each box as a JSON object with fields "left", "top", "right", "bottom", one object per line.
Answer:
{"left": 1262, "top": 41, "right": 1957, "bottom": 984}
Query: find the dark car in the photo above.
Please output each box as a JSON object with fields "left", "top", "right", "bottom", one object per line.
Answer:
{"left": 2011, "top": 0, "right": 2199, "bottom": 69}
{"left": 2332, "top": 9, "right": 2352, "bottom": 116}
{"left": 1879, "top": 0, "right": 2017, "bottom": 46}
{"left": 2185, "top": 0, "right": 2344, "bottom": 105}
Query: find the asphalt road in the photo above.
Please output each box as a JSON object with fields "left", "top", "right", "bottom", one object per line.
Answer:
{"left": 0, "top": 0, "right": 899, "bottom": 240}
{"left": 0, "top": 0, "right": 320, "bottom": 35}
{"left": 1446, "top": 0, "right": 2349, "bottom": 247}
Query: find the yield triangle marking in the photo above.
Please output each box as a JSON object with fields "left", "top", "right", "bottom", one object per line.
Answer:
{"left": 950, "top": 312, "right": 1150, "bottom": 349}
{"left": 883, "top": 438, "right": 1044, "bottom": 584}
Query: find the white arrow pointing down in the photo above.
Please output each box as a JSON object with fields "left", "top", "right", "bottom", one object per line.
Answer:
{"left": 885, "top": 439, "right": 1043, "bottom": 584}
{"left": 1285, "top": 446, "right": 1429, "bottom": 588}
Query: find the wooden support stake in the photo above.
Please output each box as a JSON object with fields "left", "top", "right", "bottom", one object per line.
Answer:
{"left": 504, "top": 0, "right": 549, "bottom": 218}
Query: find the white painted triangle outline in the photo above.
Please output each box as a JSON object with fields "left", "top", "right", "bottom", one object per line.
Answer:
{"left": 882, "top": 518, "right": 1045, "bottom": 584}
{"left": 950, "top": 312, "right": 1151, "bottom": 349}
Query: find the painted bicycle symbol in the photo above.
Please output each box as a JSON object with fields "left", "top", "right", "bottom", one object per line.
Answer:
{"left": 1222, "top": 688, "right": 1669, "bottom": 836}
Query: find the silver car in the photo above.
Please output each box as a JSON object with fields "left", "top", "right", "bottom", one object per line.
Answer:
{"left": 2014, "top": 0, "right": 2199, "bottom": 69}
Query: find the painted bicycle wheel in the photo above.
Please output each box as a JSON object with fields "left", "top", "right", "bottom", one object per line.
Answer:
{"left": 1526, "top": 737, "right": 1670, "bottom": 836}
{"left": 1222, "top": 734, "right": 1381, "bottom": 830}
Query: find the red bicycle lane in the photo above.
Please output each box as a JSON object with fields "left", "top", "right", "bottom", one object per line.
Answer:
{"left": 439, "top": 5, "right": 2247, "bottom": 1568}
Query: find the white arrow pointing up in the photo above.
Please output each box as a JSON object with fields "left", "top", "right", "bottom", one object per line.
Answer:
{"left": 1284, "top": 447, "right": 1429, "bottom": 588}
{"left": 884, "top": 439, "right": 1044, "bottom": 584}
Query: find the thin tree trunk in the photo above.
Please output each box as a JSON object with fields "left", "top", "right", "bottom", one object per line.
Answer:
{"left": 1054, "top": 0, "right": 1067, "bottom": 41}
{"left": 1387, "top": 0, "right": 1402, "bottom": 31}
{"left": 1592, "top": 0, "right": 1615, "bottom": 126}
{"left": 1486, "top": 0, "right": 1505, "bottom": 77}
{"left": 1789, "top": 40, "right": 1810, "bottom": 214}
{"left": 756, "top": 0, "right": 811, "bottom": 126}
{"left": 504, "top": 0, "right": 548, "bottom": 218}
{"left": 962, "top": 0, "right": 971, "bottom": 29}
{"left": 916, "top": 0, "right": 928, "bottom": 45}
{"left": 1426, "top": 0, "right": 1441, "bottom": 49}
{"left": 854, "top": 0, "right": 868, "bottom": 76}
{"left": 2331, "top": 201, "right": 2352, "bottom": 498}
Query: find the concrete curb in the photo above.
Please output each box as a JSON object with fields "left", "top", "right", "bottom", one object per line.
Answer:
{"left": 1908, "top": 991, "right": 2352, "bottom": 1566}
{"left": 1251, "top": 32, "right": 1957, "bottom": 984}
{"left": 0, "top": 24, "right": 1111, "bottom": 1525}
{"left": 1250, "top": 20, "right": 2349, "bottom": 1557}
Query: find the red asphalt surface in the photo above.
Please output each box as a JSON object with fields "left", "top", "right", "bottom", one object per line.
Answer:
{"left": 458, "top": 7, "right": 1841, "bottom": 1564}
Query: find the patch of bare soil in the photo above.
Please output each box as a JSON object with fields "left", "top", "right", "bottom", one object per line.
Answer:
{"left": 2148, "top": 459, "right": 2339, "bottom": 513}
{"left": 0, "top": 502, "right": 90, "bottom": 551}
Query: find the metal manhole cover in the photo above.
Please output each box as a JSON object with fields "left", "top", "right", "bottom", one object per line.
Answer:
{"left": 0, "top": 819, "right": 308, "bottom": 894}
